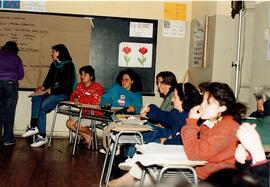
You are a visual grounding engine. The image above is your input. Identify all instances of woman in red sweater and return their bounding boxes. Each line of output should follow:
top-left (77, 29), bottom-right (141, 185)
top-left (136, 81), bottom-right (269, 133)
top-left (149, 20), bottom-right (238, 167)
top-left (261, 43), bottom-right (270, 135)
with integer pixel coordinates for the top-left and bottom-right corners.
top-left (181, 82), bottom-right (246, 180)
top-left (66, 65), bottom-right (103, 145)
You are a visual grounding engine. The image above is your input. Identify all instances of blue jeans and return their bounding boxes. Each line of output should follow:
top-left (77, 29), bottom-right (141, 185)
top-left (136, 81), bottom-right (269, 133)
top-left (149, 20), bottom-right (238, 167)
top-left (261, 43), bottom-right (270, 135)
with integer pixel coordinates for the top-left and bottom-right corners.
top-left (0, 80), bottom-right (18, 143)
top-left (31, 93), bottom-right (68, 134)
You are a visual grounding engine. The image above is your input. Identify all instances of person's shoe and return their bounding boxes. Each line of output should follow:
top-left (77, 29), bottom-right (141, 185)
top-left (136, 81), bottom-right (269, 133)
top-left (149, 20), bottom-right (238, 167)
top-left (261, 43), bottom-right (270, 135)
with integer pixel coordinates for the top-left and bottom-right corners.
top-left (30, 135), bottom-right (48, 148)
top-left (3, 139), bottom-right (16, 146)
top-left (22, 126), bottom-right (39, 138)
top-left (99, 148), bottom-right (106, 154)
top-left (118, 157), bottom-right (135, 171)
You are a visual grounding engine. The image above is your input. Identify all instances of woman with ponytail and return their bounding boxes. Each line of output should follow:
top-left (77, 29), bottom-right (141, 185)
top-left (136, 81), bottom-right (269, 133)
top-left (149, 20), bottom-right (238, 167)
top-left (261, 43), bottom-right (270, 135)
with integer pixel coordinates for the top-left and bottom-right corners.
top-left (22, 44), bottom-right (76, 148)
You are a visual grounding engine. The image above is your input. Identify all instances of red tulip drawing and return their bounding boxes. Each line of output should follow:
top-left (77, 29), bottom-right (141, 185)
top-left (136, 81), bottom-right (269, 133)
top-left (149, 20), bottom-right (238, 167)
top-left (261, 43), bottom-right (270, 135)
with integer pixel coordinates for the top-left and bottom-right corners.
top-left (138, 47), bottom-right (148, 67)
top-left (122, 46), bottom-right (131, 66)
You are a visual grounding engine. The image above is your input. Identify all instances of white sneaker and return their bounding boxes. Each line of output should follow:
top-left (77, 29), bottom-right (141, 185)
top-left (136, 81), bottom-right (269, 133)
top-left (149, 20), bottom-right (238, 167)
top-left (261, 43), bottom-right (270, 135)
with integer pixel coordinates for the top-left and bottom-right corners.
top-left (30, 135), bottom-right (48, 148)
top-left (118, 157), bottom-right (136, 171)
top-left (22, 126), bottom-right (39, 138)
top-left (99, 148), bottom-right (106, 154)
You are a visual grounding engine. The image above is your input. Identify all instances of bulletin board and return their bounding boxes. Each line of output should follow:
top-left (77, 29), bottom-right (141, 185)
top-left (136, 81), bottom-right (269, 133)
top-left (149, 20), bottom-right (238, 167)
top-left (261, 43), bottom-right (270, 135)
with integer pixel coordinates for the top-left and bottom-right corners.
top-left (90, 16), bottom-right (157, 95)
top-left (0, 11), bottom-right (92, 89)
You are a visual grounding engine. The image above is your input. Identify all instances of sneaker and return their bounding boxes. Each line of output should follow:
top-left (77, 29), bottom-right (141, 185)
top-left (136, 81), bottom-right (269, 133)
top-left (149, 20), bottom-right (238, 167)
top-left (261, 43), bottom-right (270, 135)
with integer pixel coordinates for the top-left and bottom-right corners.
top-left (99, 148), bottom-right (106, 154)
top-left (3, 140), bottom-right (16, 146)
top-left (118, 157), bottom-right (136, 171)
top-left (22, 126), bottom-right (39, 138)
top-left (30, 135), bottom-right (48, 148)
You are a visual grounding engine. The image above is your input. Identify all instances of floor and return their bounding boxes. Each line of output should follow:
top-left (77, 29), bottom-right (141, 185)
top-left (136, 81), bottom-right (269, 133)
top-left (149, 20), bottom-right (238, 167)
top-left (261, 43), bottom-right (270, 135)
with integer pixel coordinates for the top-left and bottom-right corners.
top-left (0, 137), bottom-right (106, 187)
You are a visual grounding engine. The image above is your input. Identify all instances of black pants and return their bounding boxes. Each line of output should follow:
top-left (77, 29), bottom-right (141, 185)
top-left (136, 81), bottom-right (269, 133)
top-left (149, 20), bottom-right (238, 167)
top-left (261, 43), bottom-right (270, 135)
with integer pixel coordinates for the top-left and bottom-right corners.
top-left (0, 80), bottom-right (18, 143)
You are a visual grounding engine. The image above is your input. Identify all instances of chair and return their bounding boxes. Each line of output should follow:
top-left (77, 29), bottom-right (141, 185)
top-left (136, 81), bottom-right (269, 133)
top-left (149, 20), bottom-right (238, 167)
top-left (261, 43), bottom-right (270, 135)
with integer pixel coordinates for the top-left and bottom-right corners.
top-left (140, 165), bottom-right (198, 186)
top-left (48, 101), bottom-right (116, 156)
top-left (99, 130), bottom-right (145, 187)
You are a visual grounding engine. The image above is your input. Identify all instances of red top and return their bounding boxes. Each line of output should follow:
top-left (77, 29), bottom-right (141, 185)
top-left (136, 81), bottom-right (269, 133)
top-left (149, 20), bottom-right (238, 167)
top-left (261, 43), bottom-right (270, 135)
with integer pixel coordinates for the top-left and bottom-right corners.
top-left (181, 116), bottom-right (239, 180)
top-left (70, 82), bottom-right (103, 115)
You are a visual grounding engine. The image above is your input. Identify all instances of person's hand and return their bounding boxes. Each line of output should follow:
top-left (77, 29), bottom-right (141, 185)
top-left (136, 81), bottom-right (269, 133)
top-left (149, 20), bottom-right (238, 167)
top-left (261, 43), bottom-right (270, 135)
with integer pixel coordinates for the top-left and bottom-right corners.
top-left (237, 123), bottom-right (266, 163)
top-left (74, 98), bottom-right (80, 105)
top-left (47, 88), bottom-right (51, 95)
top-left (127, 106), bottom-right (136, 113)
top-left (188, 105), bottom-right (202, 119)
top-left (235, 144), bottom-right (249, 164)
top-left (35, 86), bottom-right (44, 93)
top-left (140, 105), bottom-right (150, 118)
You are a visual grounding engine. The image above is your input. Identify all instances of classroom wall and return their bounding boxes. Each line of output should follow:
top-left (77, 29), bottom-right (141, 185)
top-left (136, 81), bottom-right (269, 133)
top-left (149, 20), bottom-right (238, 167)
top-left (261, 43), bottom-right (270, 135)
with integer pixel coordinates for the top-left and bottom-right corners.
top-left (14, 1), bottom-right (193, 136)
top-left (248, 1), bottom-right (270, 114)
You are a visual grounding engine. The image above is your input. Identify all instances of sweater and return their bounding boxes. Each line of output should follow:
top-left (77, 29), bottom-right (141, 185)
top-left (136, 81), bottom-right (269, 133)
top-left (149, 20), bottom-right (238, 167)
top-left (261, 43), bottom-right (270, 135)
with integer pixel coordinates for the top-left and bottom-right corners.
top-left (0, 49), bottom-right (24, 82)
top-left (160, 91), bottom-right (174, 112)
top-left (100, 83), bottom-right (142, 114)
top-left (43, 61), bottom-right (75, 96)
top-left (147, 104), bottom-right (188, 137)
top-left (181, 116), bottom-right (239, 180)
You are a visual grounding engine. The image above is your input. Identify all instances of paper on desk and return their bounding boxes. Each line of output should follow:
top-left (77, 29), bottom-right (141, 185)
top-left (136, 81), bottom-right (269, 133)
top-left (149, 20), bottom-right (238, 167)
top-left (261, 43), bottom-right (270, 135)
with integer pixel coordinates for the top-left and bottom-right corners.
top-left (113, 124), bottom-right (152, 132)
top-left (135, 143), bottom-right (207, 167)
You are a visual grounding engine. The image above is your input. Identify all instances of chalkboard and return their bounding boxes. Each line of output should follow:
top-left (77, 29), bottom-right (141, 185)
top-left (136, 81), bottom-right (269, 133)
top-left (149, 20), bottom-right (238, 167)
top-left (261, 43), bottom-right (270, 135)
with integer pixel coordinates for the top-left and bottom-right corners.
top-left (90, 16), bottom-right (157, 95)
top-left (0, 11), bottom-right (91, 89)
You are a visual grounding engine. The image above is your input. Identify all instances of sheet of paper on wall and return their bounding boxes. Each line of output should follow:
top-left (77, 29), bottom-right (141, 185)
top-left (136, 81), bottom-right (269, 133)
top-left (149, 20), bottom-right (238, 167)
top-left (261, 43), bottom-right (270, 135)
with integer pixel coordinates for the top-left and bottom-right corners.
top-left (23, 0), bottom-right (46, 12)
top-left (162, 20), bottom-right (185, 38)
top-left (192, 16), bottom-right (206, 68)
top-left (129, 22), bottom-right (153, 38)
top-left (267, 39), bottom-right (270, 61)
top-left (118, 42), bottom-right (153, 68)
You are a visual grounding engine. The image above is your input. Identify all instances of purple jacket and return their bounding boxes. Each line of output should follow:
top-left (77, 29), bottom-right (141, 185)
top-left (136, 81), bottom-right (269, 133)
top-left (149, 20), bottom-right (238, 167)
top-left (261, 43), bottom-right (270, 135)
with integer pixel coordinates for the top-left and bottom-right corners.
top-left (0, 49), bottom-right (24, 82)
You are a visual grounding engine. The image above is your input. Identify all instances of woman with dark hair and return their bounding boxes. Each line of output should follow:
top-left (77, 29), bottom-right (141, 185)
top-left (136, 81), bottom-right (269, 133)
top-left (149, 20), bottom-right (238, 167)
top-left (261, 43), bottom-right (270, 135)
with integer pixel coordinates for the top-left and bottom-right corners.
top-left (100, 69), bottom-right (143, 114)
top-left (66, 65), bottom-right (103, 146)
top-left (109, 83), bottom-right (203, 186)
top-left (181, 82), bottom-right (247, 180)
top-left (0, 41), bottom-right (24, 146)
top-left (140, 82), bottom-right (202, 145)
top-left (156, 71), bottom-right (177, 111)
top-left (22, 44), bottom-right (76, 148)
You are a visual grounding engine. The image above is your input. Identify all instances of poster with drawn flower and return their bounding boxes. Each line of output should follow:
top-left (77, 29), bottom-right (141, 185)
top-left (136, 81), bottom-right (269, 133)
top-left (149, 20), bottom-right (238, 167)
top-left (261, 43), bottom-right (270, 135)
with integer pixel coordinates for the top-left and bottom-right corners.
top-left (118, 42), bottom-right (152, 68)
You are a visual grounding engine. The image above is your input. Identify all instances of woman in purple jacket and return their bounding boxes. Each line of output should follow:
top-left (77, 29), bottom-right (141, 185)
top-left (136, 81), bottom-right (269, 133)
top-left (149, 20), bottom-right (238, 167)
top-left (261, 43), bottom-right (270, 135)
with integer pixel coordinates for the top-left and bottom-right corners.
top-left (0, 41), bottom-right (24, 146)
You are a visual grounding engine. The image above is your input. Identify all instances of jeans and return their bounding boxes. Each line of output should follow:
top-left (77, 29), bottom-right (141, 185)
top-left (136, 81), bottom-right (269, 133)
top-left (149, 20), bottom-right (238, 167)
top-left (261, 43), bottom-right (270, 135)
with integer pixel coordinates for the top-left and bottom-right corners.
top-left (0, 80), bottom-right (18, 143)
top-left (31, 93), bottom-right (68, 134)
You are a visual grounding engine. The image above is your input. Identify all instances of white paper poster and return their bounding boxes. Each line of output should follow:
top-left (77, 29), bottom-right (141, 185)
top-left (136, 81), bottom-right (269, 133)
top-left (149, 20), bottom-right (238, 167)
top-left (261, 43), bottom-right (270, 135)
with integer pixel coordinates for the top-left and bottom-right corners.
top-left (192, 16), bottom-right (206, 68)
top-left (163, 20), bottom-right (185, 38)
top-left (129, 22), bottom-right (153, 38)
top-left (23, 0), bottom-right (46, 12)
top-left (118, 42), bottom-right (152, 68)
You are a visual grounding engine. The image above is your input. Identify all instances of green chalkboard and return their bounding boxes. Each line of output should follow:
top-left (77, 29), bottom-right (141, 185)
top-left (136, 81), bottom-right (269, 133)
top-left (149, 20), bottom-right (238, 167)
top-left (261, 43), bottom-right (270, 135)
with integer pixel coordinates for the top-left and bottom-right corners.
top-left (90, 16), bottom-right (157, 95)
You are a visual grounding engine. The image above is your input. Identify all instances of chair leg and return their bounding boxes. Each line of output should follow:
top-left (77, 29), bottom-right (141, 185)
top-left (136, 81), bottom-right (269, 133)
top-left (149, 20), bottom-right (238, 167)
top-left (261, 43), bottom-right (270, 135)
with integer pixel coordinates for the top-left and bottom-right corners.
top-left (48, 105), bottom-right (59, 147)
top-left (72, 110), bottom-right (83, 156)
top-left (99, 148), bottom-right (110, 187)
top-left (105, 140), bottom-right (118, 187)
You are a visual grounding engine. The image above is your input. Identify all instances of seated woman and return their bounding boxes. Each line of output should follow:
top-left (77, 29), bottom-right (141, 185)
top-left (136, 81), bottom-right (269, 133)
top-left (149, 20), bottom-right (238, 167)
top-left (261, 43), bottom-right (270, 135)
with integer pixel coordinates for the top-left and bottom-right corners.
top-left (22, 44), bottom-right (76, 148)
top-left (243, 85), bottom-right (270, 145)
top-left (155, 71), bottom-right (177, 112)
top-left (201, 123), bottom-right (269, 187)
top-left (66, 65), bottom-right (103, 146)
top-left (140, 82), bottom-right (202, 145)
top-left (100, 69), bottom-right (143, 114)
top-left (181, 82), bottom-right (246, 180)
